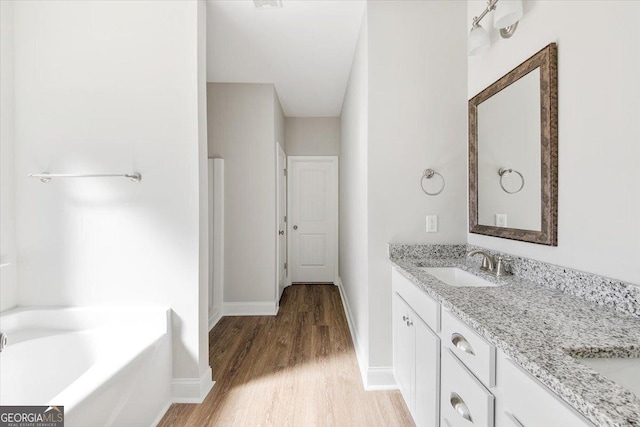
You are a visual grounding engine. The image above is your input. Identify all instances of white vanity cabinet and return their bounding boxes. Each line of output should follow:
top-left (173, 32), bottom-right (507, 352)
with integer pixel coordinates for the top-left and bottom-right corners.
top-left (391, 267), bottom-right (595, 427)
top-left (393, 269), bottom-right (440, 427)
top-left (493, 351), bottom-right (595, 427)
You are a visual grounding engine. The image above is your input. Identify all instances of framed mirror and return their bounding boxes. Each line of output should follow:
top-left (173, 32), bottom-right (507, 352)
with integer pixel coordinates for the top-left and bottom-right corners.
top-left (469, 43), bottom-right (558, 246)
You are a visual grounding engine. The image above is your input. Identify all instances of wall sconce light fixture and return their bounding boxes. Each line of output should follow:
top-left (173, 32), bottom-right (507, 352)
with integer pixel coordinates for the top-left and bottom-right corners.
top-left (468, 0), bottom-right (523, 56)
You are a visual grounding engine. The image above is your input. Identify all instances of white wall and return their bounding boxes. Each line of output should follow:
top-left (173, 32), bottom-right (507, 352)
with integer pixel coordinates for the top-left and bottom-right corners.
top-left (367, 0), bottom-right (467, 370)
top-left (285, 117), bottom-right (340, 156)
top-left (339, 9), bottom-right (370, 373)
top-left (0, 0), bottom-right (18, 312)
top-left (208, 83), bottom-right (278, 308)
top-left (196, 0), bottom-right (210, 384)
top-left (467, 0), bottom-right (640, 285)
top-left (340, 1), bottom-right (467, 386)
top-left (12, 0), bottom-right (210, 395)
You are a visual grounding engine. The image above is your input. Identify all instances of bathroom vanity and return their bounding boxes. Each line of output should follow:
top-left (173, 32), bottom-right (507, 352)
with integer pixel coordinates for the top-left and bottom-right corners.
top-left (389, 244), bottom-right (640, 427)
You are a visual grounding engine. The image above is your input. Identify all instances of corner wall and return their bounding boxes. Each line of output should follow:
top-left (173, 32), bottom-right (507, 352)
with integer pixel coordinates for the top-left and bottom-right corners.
top-left (196, 0), bottom-right (211, 385)
top-left (339, 9), bottom-right (370, 377)
top-left (467, 0), bottom-right (640, 285)
top-left (367, 0), bottom-right (467, 374)
top-left (339, 1), bottom-right (467, 388)
top-left (207, 83), bottom-right (279, 311)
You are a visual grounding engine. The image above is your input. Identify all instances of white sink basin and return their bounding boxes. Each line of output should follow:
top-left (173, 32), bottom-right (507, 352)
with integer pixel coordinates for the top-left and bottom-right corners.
top-left (418, 267), bottom-right (500, 288)
top-left (575, 357), bottom-right (640, 398)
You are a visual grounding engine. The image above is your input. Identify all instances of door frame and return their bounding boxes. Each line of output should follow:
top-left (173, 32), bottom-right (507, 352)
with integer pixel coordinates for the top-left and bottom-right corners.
top-left (286, 156), bottom-right (339, 285)
top-left (275, 142), bottom-right (287, 308)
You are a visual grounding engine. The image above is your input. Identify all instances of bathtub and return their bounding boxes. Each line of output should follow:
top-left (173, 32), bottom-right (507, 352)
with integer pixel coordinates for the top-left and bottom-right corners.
top-left (0, 307), bottom-right (172, 427)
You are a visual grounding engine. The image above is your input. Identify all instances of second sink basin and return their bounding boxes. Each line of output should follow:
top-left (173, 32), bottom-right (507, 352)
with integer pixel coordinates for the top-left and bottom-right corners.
top-left (574, 356), bottom-right (640, 398)
top-left (419, 267), bottom-right (500, 288)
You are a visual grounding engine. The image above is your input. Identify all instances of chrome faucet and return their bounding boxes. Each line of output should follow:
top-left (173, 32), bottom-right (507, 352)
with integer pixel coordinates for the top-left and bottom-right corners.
top-left (467, 250), bottom-right (512, 277)
top-left (0, 332), bottom-right (6, 352)
top-left (467, 249), bottom-right (494, 271)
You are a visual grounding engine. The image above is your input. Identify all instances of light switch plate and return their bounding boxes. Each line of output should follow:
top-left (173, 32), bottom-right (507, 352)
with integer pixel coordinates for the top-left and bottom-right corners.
top-left (426, 215), bottom-right (438, 233)
top-left (496, 214), bottom-right (508, 227)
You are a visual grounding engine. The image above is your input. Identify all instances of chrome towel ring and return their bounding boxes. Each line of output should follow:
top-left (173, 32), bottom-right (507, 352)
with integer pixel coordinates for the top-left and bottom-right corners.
top-left (498, 168), bottom-right (524, 194)
top-left (421, 169), bottom-right (445, 196)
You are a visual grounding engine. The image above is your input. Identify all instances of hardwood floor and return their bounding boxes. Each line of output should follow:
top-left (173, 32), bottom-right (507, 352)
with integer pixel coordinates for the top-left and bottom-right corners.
top-left (158, 285), bottom-right (414, 427)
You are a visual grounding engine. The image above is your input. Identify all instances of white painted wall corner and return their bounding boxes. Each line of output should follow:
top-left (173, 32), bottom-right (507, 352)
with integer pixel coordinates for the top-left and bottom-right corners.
top-left (171, 367), bottom-right (215, 404)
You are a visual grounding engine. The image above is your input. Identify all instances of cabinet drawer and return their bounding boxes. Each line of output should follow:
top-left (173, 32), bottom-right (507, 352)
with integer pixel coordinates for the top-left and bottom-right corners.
top-left (392, 267), bottom-right (440, 332)
top-left (495, 351), bottom-right (595, 427)
top-left (441, 349), bottom-right (494, 427)
top-left (441, 308), bottom-right (495, 388)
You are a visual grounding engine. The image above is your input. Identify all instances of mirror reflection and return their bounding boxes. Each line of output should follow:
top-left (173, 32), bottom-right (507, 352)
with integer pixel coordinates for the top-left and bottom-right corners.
top-left (477, 68), bottom-right (541, 231)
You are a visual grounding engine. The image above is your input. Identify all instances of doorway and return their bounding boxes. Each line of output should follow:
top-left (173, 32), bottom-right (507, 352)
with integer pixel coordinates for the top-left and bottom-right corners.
top-left (287, 156), bottom-right (338, 284)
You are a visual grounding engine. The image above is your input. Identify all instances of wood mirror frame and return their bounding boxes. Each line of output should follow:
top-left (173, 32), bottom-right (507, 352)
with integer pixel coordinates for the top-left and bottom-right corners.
top-left (469, 43), bottom-right (558, 246)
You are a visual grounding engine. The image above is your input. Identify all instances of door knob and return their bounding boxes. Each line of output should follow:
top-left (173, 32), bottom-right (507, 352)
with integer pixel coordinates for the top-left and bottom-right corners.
top-left (279, 230), bottom-right (284, 235)
top-left (293, 225), bottom-right (298, 230)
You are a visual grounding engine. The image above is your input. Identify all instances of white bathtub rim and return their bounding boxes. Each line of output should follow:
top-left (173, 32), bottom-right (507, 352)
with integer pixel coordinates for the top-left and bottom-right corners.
top-left (52, 328), bottom-right (167, 415)
top-left (0, 305), bottom-right (171, 336)
top-left (0, 306), bottom-right (216, 416)
top-left (0, 306), bottom-right (171, 413)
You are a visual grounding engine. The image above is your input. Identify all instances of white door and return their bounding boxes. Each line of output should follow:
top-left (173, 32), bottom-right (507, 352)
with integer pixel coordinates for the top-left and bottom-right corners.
top-left (276, 143), bottom-right (287, 299)
top-left (288, 156), bottom-right (338, 283)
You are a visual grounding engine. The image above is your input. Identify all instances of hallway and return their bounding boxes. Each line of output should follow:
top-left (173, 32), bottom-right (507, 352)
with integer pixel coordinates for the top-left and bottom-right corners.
top-left (159, 285), bottom-right (413, 426)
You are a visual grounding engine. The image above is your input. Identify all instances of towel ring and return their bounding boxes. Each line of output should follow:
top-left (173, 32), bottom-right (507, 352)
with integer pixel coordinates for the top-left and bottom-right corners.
top-left (498, 168), bottom-right (525, 194)
top-left (421, 169), bottom-right (445, 196)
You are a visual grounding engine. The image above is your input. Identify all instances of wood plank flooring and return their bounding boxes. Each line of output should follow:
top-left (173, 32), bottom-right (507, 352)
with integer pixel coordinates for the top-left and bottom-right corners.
top-left (158, 285), bottom-right (413, 427)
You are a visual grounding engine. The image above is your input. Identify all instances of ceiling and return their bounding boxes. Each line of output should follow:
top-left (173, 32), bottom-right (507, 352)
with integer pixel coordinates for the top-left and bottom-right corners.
top-left (207, 0), bottom-right (366, 117)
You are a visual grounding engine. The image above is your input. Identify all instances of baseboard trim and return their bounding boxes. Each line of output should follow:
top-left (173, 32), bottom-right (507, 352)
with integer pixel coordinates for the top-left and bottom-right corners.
top-left (171, 367), bottom-right (215, 404)
top-left (222, 301), bottom-right (278, 316)
top-left (209, 308), bottom-right (222, 331)
top-left (365, 367), bottom-right (397, 390)
top-left (336, 276), bottom-right (368, 387)
top-left (336, 276), bottom-right (397, 391)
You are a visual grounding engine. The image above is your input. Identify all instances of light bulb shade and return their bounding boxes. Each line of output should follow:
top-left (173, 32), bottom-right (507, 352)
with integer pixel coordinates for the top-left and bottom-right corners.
top-left (468, 24), bottom-right (490, 56)
top-left (493, 0), bottom-right (523, 29)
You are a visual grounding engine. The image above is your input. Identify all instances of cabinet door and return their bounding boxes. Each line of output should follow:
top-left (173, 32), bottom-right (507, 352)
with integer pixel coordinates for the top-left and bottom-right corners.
top-left (394, 293), bottom-right (415, 410)
top-left (494, 351), bottom-right (594, 427)
top-left (414, 316), bottom-right (440, 427)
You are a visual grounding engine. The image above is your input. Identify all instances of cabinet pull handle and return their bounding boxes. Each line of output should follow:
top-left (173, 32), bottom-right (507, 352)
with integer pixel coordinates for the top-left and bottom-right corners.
top-left (451, 333), bottom-right (475, 356)
top-left (402, 315), bottom-right (409, 321)
top-left (406, 320), bottom-right (413, 327)
top-left (450, 392), bottom-right (473, 423)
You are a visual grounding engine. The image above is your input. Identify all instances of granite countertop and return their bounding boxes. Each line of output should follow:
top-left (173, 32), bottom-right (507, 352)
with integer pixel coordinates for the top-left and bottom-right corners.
top-left (389, 248), bottom-right (640, 427)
